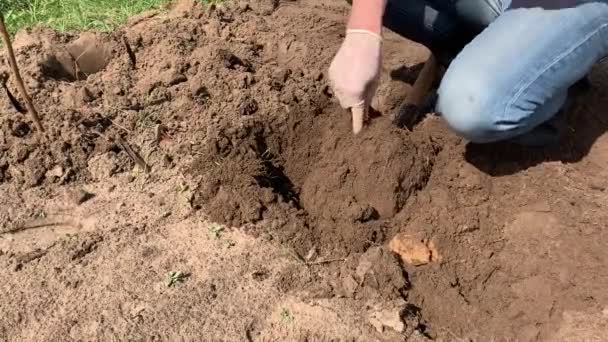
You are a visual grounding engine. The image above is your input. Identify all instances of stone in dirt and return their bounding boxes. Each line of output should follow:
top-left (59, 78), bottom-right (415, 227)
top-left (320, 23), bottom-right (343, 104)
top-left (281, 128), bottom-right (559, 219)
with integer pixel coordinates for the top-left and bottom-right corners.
top-left (368, 307), bottom-right (405, 333)
top-left (87, 153), bottom-right (120, 181)
top-left (72, 189), bottom-right (95, 205)
top-left (388, 233), bottom-right (440, 266)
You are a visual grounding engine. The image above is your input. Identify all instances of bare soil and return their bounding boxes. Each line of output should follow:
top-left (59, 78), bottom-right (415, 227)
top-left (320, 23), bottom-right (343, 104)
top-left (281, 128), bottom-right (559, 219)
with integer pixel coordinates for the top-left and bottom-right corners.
top-left (1, 0), bottom-right (608, 341)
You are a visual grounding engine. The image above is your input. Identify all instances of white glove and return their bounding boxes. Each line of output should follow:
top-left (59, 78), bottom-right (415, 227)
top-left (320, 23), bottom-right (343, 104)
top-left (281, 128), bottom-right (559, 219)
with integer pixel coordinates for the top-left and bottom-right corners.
top-left (328, 29), bottom-right (382, 134)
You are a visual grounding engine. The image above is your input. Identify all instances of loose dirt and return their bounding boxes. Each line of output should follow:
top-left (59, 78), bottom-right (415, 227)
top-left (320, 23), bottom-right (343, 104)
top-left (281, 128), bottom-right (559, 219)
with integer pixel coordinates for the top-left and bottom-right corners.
top-left (1, 0), bottom-right (608, 340)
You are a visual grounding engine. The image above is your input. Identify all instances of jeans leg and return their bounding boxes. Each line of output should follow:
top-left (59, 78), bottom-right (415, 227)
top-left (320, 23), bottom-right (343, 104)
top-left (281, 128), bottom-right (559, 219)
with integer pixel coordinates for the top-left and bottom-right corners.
top-left (383, 0), bottom-right (509, 65)
top-left (437, 3), bottom-right (608, 145)
top-left (448, 0), bottom-right (511, 28)
top-left (383, 0), bottom-right (468, 65)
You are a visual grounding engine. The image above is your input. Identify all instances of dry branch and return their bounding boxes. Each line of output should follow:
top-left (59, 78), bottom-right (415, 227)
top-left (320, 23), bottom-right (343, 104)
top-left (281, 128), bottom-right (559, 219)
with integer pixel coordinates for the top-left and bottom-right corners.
top-left (0, 13), bottom-right (44, 133)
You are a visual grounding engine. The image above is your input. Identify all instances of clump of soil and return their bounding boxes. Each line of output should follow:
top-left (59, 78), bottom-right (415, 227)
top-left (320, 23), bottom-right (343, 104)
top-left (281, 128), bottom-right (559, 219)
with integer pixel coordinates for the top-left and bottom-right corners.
top-left (2, 0), bottom-right (608, 340)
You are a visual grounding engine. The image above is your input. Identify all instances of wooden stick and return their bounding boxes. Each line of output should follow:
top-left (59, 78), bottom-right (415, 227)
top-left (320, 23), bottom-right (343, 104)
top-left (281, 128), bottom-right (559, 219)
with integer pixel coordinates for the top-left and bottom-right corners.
top-left (116, 136), bottom-right (150, 173)
top-left (405, 53), bottom-right (438, 107)
top-left (307, 257), bottom-right (346, 265)
top-left (0, 13), bottom-right (44, 133)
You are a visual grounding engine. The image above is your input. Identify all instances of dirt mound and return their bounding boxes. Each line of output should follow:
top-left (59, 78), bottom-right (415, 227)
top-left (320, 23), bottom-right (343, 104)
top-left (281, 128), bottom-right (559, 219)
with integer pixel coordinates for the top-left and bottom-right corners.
top-left (2, 0), bottom-right (608, 340)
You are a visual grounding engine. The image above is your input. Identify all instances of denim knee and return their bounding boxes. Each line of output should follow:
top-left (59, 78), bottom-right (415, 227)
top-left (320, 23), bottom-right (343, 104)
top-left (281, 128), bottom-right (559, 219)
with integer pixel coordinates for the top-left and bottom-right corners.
top-left (436, 69), bottom-right (500, 143)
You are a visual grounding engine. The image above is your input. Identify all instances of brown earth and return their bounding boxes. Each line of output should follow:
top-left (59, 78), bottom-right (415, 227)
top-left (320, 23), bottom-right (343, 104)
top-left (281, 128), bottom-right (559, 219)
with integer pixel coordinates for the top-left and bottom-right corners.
top-left (1, 0), bottom-right (608, 341)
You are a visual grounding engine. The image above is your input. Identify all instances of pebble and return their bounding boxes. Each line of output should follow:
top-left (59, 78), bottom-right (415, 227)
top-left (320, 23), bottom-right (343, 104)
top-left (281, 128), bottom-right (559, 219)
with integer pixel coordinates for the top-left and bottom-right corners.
top-left (368, 308), bottom-right (405, 333)
top-left (72, 189), bottom-right (95, 205)
top-left (388, 233), bottom-right (440, 266)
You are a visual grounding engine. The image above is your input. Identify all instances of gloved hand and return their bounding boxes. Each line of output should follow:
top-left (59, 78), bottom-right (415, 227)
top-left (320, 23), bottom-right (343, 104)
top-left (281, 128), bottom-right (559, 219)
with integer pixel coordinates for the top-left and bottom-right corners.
top-left (328, 29), bottom-right (382, 134)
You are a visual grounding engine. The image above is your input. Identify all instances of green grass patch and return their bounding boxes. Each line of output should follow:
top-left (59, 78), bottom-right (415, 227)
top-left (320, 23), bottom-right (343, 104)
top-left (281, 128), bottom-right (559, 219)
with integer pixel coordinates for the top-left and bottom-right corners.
top-left (1, 0), bottom-right (217, 36)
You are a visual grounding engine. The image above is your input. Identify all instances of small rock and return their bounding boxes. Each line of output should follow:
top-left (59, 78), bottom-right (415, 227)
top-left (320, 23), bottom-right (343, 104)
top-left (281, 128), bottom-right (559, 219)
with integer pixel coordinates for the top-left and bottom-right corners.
top-left (81, 86), bottom-right (95, 103)
top-left (45, 165), bottom-right (64, 179)
top-left (388, 233), bottom-right (440, 266)
top-left (23, 158), bottom-right (45, 187)
top-left (348, 203), bottom-right (378, 223)
top-left (341, 275), bottom-right (358, 297)
top-left (116, 202), bottom-right (126, 211)
top-left (259, 188), bottom-right (277, 204)
top-left (458, 162), bottom-right (483, 188)
top-left (71, 189), bottom-right (95, 205)
top-left (237, 1), bottom-right (250, 12)
top-left (148, 86), bottom-right (171, 105)
top-left (251, 0), bottom-right (279, 15)
top-left (88, 153), bottom-right (119, 181)
top-left (242, 72), bottom-right (254, 88)
top-left (368, 308), bottom-right (405, 333)
top-left (191, 85), bottom-right (210, 104)
top-left (203, 20), bottom-right (221, 37)
top-left (27, 79), bottom-right (41, 90)
top-left (252, 270), bottom-right (269, 281)
top-left (162, 154), bottom-right (175, 168)
top-left (355, 248), bottom-right (376, 280)
top-left (304, 247), bottom-right (316, 261)
top-left (239, 97), bottom-right (258, 115)
top-left (163, 70), bottom-right (187, 86)
top-left (217, 49), bottom-right (252, 71)
top-left (315, 71), bottom-right (324, 81)
top-left (589, 182), bottom-right (606, 191)
top-left (270, 68), bottom-right (290, 91)
top-left (11, 144), bottom-right (31, 162)
top-left (11, 121), bottom-right (31, 138)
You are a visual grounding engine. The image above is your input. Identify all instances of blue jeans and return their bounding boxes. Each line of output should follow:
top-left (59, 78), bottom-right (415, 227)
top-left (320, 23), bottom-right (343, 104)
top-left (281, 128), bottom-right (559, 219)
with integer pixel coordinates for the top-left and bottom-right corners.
top-left (384, 0), bottom-right (608, 145)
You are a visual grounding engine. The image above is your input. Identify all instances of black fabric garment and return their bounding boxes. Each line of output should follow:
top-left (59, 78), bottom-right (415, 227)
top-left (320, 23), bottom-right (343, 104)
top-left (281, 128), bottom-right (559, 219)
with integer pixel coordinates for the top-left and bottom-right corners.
top-left (510, 0), bottom-right (581, 9)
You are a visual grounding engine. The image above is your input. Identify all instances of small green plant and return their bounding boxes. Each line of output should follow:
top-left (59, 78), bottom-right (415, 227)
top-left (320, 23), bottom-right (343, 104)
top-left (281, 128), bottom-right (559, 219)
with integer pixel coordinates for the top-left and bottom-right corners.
top-left (208, 224), bottom-right (224, 239)
top-left (2, 0), bottom-right (229, 37)
top-left (2, 0), bottom-right (174, 36)
top-left (35, 209), bottom-right (47, 219)
top-left (279, 308), bottom-right (294, 324)
top-left (135, 110), bottom-right (158, 130)
top-left (166, 271), bottom-right (187, 287)
top-left (224, 239), bottom-right (236, 248)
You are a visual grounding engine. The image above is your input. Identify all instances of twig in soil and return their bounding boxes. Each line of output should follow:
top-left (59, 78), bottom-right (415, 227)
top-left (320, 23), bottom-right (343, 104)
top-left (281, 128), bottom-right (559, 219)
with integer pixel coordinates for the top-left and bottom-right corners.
top-left (2, 221), bottom-right (78, 235)
top-left (91, 128), bottom-right (150, 173)
top-left (1, 76), bottom-right (25, 113)
top-left (72, 56), bottom-right (82, 81)
top-left (0, 13), bottom-right (44, 133)
top-left (307, 257), bottom-right (347, 265)
top-left (108, 118), bottom-right (132, 134)
top-left (154, 124), bottom-right (169, 145)
top-left (122, 36), bottom-right (137, 69)
top-left (481, 266), bottom-right (499, 285)
top-left (116, 136), bottom-right (150, 173)
top-left (73, 43), bottom-right (97, 81)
